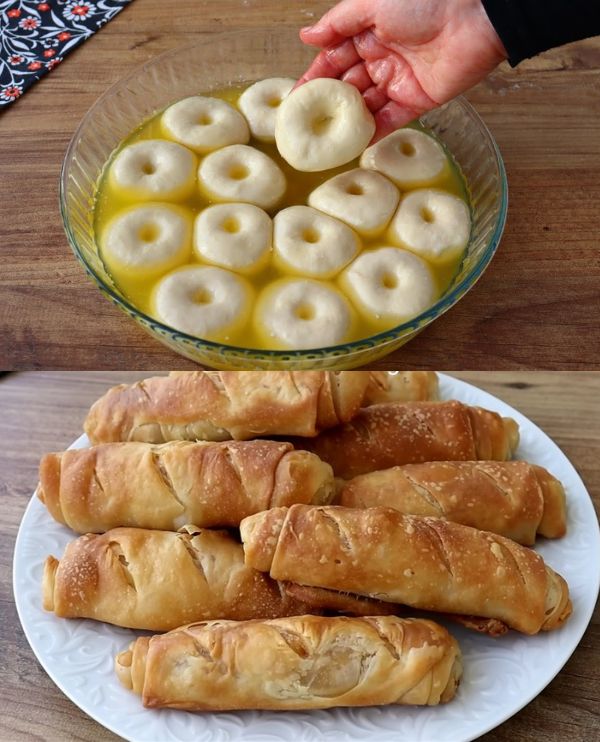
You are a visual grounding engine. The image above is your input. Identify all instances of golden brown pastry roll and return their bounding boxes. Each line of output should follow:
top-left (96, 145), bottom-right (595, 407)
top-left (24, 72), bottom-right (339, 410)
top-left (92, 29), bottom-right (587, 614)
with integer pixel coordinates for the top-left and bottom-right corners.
top-left (291, 401), bottom-right (519, 478)
top-left (42, 525), bottom-right (312, 631)
top-left (37, 440), bottom-right (333, 533)
top-left (84, 371), bottom-right (370, 444)
top-left (338, 461), bottom-right (566, 545)
top-left (240, 505), bottom-right (572, 635)
top-left (115, 615), bottom-right (462, 710)
top-left (365, 372), bottom-right (439, 405)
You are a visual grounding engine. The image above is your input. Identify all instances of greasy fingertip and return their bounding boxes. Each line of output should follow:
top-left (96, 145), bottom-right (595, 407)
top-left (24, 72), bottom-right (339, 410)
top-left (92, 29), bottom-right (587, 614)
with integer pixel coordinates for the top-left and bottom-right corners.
top-left (373, 102), bottom-right (420, 143)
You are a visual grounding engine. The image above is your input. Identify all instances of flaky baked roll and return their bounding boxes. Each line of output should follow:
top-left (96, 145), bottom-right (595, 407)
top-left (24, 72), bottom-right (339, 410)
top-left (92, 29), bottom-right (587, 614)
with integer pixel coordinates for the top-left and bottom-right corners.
top-left (37, 440), bottom-right (333, 533)
top-left (291, 401), bottom-right (519, 478)
top-left (241, 505), bottom-right (572, 635)
top-left (42, 525), bottom-right (312, 631)
top-left (338, 461), bottom-right (566, 545)
top-left (365, 372), bottom-right (439, 405)
top-left (84, 371), bottom-right (370, 444)
top-left (115, 615), bottom-right (462, 710)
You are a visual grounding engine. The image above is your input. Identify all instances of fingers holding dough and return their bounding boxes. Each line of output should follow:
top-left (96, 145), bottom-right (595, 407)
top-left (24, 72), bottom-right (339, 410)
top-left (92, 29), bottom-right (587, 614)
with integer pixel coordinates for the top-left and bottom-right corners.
top-left (152, 265), bottom-right (253, 342)
top-left (308, 168), bottom-right (399, 237)
top-left (194, 203), bottom-right (272, 274)
top-left (254, 278), bottom-right (354, 349)
top-left (108, 139), bottom-right (197, 202)
top-left (275, 78), bottom-right (375, 172)
top-left (389, 189), bottom-right (471, 264)
top-left (198, 144), bottom-right (286, 210)
top-left (161, 96), bottom-right (250, 153)
top-left (340, 246), bottom-right (436, 325)
top-left (237, 78), bottom-right (295, 142)
top-left (273, 205), bottom-right (360, 279)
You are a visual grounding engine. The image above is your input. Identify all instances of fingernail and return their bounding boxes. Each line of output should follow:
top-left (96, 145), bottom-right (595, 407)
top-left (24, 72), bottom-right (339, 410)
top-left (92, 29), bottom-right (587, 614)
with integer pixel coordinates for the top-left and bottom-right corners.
top-left (300, 25), bottom-right (314, 33)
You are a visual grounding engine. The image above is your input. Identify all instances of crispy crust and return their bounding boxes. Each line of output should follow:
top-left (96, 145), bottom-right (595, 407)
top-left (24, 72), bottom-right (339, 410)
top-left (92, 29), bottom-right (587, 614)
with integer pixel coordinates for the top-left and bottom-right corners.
top-left (42, 525), bottom-right (313, 631)
top-left (37, 440), bottom-right (334, 533)
top-left (291, 401), bottom-right (519, 479)
top-left (83, 371), bottom-right (370, 444)
top-left (114, 615), bottom-right (462, 710)
top-left (338, 461), bottom-right (566, 545)
top-left (240, 505), bottom-right (571, 635)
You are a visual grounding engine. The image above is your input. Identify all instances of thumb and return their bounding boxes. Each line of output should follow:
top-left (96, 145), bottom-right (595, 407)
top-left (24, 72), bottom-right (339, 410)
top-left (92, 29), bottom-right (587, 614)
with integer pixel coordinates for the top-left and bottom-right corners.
top-left (300, 0), bottom-right (371, 47)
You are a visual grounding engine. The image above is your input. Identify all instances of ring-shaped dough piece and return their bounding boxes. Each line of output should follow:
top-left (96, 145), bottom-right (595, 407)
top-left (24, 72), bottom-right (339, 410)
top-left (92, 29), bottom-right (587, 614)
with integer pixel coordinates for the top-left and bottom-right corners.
top-left (273, 206), bottom-right (360, 279)
top-left (360, 128), bottom-right (448, 188)
top-left (198, 144), bottom-right (286, 210)
top-left (100, 203), bottom-right (193, 280)
top-left (237, 78), bottom-right (295, 142)
top-left (108, 139), bottom-right (197, 202)
top-left (308, 168), bottom-right (400, 237)
top-left (161, 96), bottom-right (250, 154)
top-left (193, 203), bottom-right (272, 274)
top-left (255, 278), bottom-right (353, 349)
top-left (153, 265), bottom-right (253, 342)
top-left (275, 78), bottom-right (376, 172)
top-left (388, 189), bottom-right (471, 264)
top-left (340, 246), bottom-right (436, 324)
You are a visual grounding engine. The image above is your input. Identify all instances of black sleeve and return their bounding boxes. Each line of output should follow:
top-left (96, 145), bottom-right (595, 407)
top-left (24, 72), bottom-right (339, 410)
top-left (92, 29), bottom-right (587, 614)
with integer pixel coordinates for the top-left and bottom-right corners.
top-left (481, 0), bottom-right (600, 66)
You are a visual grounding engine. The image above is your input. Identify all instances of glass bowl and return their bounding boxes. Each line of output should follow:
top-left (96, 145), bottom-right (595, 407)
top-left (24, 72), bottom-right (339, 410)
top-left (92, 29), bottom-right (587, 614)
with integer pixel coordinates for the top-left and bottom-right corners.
top-left (60, 29), bottom-right (507, 369)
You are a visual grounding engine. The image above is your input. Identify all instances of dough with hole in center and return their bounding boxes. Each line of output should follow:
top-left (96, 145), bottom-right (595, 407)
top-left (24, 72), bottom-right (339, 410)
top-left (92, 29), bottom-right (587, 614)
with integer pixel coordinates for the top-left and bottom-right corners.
top-left (162, 96), bottom-right (250, 153)
top-left (275, 78), bottom-right (375, 172)
top-left (238, 78), bottom-right (295, 142)
top-left (108, 139), bottom-right (197, 202)
top-left (255, 278), bottom-right (353, 349)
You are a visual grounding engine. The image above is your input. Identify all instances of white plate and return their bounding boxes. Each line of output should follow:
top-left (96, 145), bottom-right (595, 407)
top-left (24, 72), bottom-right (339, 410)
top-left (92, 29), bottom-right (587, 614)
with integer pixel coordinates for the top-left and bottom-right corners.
top-left (13, 374), bottom-right (600, 742)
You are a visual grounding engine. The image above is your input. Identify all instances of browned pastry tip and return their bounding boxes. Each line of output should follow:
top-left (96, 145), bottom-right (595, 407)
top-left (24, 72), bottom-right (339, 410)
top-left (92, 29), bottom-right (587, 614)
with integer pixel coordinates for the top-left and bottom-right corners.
top-left (365, 372), bottom-right (439, 405)
top-left (532, 465), bottom-right (568, 538)
top-left (280, 582), bottom-right (404, 617)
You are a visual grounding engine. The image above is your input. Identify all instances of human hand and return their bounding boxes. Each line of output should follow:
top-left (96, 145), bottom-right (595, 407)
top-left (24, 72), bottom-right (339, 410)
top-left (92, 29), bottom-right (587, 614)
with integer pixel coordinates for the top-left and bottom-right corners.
top-left (299, 0), bottom-right (507, 139)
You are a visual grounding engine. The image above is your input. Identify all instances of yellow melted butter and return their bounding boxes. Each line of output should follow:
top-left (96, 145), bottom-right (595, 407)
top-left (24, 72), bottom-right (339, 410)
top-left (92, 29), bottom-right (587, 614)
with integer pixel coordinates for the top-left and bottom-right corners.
top-left (94, 84), bottom-right (470, 349)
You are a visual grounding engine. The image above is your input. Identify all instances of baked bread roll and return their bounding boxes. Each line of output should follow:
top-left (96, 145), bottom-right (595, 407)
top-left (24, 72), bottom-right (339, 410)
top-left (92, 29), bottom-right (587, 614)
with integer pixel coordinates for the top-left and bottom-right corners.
top-left (291, 401), bottom-right (519, 478)
top-left (42, 525), bottom-right (312, 631)
top-left (241, 505), bottom-right (572, 635)
top-left (115, 615), bottom-right (462, 709)
top-left (338, 461), bottom-right (566, 545)
top-left (84, 371), bottom-right (370, 444)
top-left (365, 372), bottom-right (439, 405)
top-left (38, 440), bottom-right (333, 533)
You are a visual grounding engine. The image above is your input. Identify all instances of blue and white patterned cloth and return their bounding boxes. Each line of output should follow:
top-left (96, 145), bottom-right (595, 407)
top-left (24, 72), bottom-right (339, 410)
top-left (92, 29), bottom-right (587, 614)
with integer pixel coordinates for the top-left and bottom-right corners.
top-left (0, 0), bottom-right (133, 107)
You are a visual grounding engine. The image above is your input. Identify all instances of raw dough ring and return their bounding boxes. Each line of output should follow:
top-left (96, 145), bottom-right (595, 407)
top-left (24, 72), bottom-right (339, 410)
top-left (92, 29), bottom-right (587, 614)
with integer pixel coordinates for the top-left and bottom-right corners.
top-left (161, 96), bottom-right (250, 153)
top-left (254, 278), bottom-right (354, 349)
top-left (308, 168), bottom-right (400, 237)
top-left (108, 139), bottom-right (197, 202)
top-left (340, 246), bottom-right (436, 323)
top-left (237, 78), bottom-right (295, 142)
top-left (273, 205), bottom-right (360, 279)
top-left (194, 203), bottom-right (272, 274)
top-left (360, 128), bottom-right (448, 188)
top-left (197, 144), bottom-right (286, 210)
top-left (153, 265), bottom-right (253, 341)
top-left (275, 78), bottom-right (375, 172)
top-left (101, 203), bottom-right (193, 279)
top-left (388, 189), bottom-right (471, 264)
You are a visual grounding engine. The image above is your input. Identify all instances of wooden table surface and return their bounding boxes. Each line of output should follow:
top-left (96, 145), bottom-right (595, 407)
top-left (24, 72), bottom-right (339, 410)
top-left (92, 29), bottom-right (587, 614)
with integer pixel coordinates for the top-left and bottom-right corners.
top-left (1, 0), bottom-right (600, 369)
top-left (1, 370), bottom-right (599, 741)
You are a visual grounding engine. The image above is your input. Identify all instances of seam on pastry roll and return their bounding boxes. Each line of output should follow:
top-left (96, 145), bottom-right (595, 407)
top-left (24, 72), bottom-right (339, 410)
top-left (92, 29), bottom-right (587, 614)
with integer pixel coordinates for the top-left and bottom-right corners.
top-left (83, 371), bottom-right (371, 444)
top-left (365, 372), bottom-right (439, 405)
top-left (240, 505), bottom-right (572, 635)
top-left (114, 615), bottom-right (462, 710)
top-left (337, 461), bottom-right (566, 545)
top-left (42, 526), bottom-right (316, 631)
top-left (289, 401), bottom-right (519, 479)
top-left (37, 440), bottom-right (334, 533)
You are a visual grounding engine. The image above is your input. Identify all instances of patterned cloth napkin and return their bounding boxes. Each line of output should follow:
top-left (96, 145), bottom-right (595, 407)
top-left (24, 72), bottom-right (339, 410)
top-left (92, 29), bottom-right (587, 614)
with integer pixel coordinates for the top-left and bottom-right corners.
top-left (1, 0), bottom-right (133, 108)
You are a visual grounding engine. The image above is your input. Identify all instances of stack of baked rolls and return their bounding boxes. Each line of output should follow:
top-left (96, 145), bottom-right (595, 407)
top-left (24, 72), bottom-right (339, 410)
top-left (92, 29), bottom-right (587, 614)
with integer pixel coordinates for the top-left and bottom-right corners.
top-left (37, 370), bottom-right (571, 713)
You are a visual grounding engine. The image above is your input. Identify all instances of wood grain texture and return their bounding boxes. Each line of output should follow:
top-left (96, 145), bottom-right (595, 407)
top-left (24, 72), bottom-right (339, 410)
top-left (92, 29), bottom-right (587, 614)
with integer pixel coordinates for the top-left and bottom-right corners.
top-left (1, 371), bottom-right (599, 741)
top-left (1, 1), bottom-right (599, 369)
